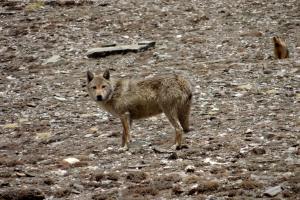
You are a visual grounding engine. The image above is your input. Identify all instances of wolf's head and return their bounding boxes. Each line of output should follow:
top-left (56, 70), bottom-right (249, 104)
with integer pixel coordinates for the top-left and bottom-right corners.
top-left (87, 70), bottom-right (113, 102)
top-left (273, 36), bottom-right (285, 47)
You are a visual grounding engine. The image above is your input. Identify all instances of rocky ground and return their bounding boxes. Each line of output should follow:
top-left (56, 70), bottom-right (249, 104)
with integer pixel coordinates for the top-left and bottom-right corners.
top-left (0, 0), bottom-right (299, 199)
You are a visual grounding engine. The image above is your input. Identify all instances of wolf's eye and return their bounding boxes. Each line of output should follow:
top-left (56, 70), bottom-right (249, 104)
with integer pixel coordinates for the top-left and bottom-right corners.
top-left (92, 86), bottom-right (96, 89)
top-left (102, 85), bottom-right (106, 89)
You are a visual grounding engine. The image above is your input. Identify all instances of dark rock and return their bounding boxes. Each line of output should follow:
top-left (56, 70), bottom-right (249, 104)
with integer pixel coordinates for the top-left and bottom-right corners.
top-left (251, 147), bottom-right (266, 155)
top-left (43, 177), bottom-right (54, 185)
top-left (172, 184), bottom-right (184, 195)
top-left (167, 152), bottom-right (178, 160)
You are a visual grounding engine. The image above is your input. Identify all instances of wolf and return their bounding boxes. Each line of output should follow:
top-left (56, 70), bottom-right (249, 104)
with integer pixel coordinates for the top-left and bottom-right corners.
top-left (86, 70), bottom-right (192, 150)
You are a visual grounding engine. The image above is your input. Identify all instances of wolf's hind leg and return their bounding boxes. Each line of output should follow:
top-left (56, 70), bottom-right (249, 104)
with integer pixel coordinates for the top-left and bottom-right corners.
top-left (178, 99), bottom-right (192, 133)
top-left (163, 109), bottom-right (183, 150)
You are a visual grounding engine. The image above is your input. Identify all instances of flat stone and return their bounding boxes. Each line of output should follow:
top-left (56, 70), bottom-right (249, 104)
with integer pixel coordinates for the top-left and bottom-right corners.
top-left (264, 185), bottom-right (282, 197)
top-left (43, 55), bottom-right (61, 65)
top-left (87, 41), bottom-right (155, 58)
top-left (152, 146), bottom-right (173, 154)
top-left (0, 11), bottom-right (16, 16)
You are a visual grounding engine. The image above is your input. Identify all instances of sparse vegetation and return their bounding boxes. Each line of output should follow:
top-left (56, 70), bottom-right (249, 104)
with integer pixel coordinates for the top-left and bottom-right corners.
top-left (25, 1), bottom-right (44, 12)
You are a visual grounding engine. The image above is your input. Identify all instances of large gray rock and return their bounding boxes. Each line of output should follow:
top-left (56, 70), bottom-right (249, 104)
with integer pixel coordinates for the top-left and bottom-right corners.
top-left (87, 41), bottom-right (155, 58)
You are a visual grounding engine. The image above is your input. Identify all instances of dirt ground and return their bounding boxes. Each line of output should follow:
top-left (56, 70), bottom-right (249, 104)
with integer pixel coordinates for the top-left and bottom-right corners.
top-left (0, 0), bottom-right (299, 199)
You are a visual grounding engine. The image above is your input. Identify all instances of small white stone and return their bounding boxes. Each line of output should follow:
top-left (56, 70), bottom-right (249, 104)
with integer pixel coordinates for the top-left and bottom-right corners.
top-left (6, 76), bottom-right (16, 80)
top-left (287, 147), bottom-right (297, 153)
top-left (52, 169), bottom-right (68, 176)
top-left (63, 157), bottom-right (80, 165)
top-left (102, 180), bottom-right (112, 185)
top-left (86, 166), bottom-right (99, 170)
top-left (54, 96), bottom-right (66, 101)
top-left (245, 128), bottom-right (253, 133)
top-left (233, 92), bottom-right (244, 97)
top-left (88, 154), bottom-right (96, 159)
top-left (84, 134), bottom-right (93, 138)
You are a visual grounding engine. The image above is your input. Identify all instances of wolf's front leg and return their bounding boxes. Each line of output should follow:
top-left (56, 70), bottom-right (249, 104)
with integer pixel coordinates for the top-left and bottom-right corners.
top-left (120, 112), bottom-right (131, 150)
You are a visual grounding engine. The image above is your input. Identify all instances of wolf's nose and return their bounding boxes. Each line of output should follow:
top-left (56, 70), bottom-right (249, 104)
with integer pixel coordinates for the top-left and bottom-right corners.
top-left (96, 95), bottom-right (103, 101)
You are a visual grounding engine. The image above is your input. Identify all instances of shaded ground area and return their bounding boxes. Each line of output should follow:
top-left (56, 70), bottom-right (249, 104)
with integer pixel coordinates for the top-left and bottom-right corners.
top-left (0, 0), bottom-right (299, 199)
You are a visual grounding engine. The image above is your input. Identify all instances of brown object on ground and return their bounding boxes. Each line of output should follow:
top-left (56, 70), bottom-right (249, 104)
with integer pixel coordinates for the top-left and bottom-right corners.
top-left (273, 36), bottom-right (289, 59)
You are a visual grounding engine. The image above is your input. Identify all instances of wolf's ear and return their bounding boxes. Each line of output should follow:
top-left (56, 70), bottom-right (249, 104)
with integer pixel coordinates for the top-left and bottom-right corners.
top-left (87, 71), bottom-right (94, 83)
top-left (103, 69), bottom-right (110, 80)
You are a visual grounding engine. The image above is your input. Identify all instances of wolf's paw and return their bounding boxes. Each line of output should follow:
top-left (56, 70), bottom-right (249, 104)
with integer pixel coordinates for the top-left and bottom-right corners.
top-left (171, 144), bottom-right (181, 151)
top-left (118, 145), bottom-right (129, 152)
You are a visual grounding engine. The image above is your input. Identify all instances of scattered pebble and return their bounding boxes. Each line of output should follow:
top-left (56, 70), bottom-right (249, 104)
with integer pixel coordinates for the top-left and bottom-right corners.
top-left (52, 169), bottom-right (68, 177)
top-left (185, 165), bottom-right (196, 173)
top-left (167, 152), bottom-right (178, 160)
